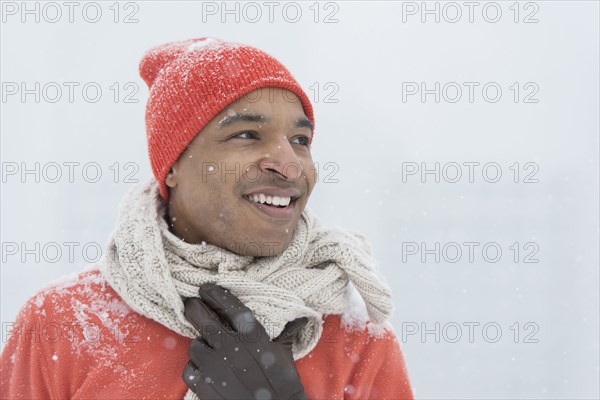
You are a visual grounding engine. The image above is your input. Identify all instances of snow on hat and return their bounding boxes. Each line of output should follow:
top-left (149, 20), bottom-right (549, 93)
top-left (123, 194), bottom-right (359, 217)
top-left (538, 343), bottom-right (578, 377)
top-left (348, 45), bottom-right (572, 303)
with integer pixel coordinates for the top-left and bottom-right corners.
top-left (139, 37), bottom-right (315, 201)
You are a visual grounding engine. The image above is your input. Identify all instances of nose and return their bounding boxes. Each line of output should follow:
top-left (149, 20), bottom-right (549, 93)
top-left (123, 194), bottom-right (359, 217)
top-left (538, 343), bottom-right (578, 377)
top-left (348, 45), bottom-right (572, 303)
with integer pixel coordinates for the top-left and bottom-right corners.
top-left (258, 137), bottom-right (303, 181)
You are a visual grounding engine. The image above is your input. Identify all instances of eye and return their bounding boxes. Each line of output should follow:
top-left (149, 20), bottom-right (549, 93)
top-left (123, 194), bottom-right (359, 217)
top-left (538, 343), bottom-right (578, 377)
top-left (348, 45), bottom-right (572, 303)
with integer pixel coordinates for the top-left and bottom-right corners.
top-left (232, 131), bottom-right (258, 140)
top-left (291, 135), bottom-right (311, 147)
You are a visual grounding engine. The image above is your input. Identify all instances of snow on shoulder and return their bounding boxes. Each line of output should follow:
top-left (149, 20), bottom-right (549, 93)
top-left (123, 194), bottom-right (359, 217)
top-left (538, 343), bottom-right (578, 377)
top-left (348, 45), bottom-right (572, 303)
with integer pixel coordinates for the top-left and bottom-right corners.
top-left (43, 263), bottom-right (102, 291)
top-left (28, 264), bottom-right (136, 364)
top-left (31, 263), bottom-right (103, 311)
top-left (340, 282), bottom-right (390, 338)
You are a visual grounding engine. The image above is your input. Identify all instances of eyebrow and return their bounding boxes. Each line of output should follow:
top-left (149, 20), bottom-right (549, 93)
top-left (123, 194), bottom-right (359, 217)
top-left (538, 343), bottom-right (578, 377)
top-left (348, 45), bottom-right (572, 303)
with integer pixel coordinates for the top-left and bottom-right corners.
top-left (217, 112), bottom-right (313, 131)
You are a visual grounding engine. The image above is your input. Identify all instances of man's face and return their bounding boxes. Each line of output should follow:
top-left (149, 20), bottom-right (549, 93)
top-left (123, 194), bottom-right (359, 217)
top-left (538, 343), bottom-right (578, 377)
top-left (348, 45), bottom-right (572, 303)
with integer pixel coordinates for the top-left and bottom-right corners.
top-left (165, 87), bottom-right (316, 257)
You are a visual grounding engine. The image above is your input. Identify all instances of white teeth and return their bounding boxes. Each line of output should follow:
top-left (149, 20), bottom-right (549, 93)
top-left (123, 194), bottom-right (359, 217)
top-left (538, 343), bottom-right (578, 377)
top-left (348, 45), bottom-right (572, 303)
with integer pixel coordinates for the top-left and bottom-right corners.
top-left (246, 193), bottom-right (292, 207)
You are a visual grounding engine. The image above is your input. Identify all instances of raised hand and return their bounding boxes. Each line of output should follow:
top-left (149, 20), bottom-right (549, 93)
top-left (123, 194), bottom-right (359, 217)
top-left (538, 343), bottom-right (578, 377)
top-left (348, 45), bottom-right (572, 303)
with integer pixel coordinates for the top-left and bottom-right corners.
top-left (182, 283), bottom-right (308, 400)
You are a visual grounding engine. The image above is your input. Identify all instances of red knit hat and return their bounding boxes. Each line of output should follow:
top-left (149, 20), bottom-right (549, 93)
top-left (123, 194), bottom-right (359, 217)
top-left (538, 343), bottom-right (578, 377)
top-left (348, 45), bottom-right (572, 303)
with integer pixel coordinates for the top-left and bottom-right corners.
top-left (139, 37), bottom-right (315, 201)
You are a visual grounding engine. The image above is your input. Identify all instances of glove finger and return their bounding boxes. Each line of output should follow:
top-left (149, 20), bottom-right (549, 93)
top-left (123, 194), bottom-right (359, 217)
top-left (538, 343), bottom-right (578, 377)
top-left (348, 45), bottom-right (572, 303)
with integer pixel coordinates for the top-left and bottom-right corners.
top-left (275, 317), bottom-right (309, 346)
top-left (199, 283), bottom-right (265, 336)
top-left (204, 356), bottom-right (259, 400)
top-left (188, 336), bottom-right (215, 364)
top-left (186, 351), bottom-right (258, 400)
top-left (185, 351), bottom-right (246, 399)
top-left (182, 360), bottom-right (202, 390)
top-left (184, 297), bottom-right (230, 348)
top-left (183, 360), bottom-right (224, 400)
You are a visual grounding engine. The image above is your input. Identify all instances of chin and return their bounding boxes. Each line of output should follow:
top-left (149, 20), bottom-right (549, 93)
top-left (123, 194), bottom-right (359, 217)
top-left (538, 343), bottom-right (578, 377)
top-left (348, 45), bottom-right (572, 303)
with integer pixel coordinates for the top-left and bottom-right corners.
top-left (226, 232), bottom-right (293, 257)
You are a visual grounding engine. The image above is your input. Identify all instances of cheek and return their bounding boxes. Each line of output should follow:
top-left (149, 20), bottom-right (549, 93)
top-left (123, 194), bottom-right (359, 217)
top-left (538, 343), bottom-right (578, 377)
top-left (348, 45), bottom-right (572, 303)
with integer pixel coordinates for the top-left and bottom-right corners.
top-left (174, 168), bottom-right (219, 217)
top-left (187, 161), bottom-right (225, 197)
top-left (181, 184), bottom-right (234, 236)
top-left (201, 175), bottom-right (245, 225)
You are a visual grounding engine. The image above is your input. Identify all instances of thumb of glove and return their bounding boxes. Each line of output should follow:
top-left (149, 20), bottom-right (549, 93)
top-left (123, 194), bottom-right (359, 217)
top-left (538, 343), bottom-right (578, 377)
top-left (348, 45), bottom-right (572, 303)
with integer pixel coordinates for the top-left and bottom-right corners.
top-left (274, 317), bottom-right (309, 348)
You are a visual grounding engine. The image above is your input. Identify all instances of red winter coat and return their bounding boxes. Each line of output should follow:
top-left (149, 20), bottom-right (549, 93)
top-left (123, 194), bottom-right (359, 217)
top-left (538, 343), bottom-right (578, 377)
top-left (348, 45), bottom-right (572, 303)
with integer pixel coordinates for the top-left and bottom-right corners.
top-left (1, 268), bottom-right (413, 399)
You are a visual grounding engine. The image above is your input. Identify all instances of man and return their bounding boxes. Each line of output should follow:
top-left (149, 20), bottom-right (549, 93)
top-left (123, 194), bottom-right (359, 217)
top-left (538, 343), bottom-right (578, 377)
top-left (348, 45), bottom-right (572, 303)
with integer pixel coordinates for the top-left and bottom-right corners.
top-left (1, 37), bottom-right (413, 399)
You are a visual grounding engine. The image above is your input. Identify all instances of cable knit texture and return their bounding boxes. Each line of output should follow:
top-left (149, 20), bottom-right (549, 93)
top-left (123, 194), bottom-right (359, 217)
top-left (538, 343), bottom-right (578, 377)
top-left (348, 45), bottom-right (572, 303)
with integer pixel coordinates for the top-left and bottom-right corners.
top-left (99, 177), bottom-right (394, 400)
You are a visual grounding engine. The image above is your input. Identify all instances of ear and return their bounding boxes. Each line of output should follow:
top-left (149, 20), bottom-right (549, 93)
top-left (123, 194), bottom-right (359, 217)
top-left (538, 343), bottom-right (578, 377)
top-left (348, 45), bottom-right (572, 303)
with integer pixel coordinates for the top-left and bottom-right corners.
top-left (165, 167), bottom-right (177, 188)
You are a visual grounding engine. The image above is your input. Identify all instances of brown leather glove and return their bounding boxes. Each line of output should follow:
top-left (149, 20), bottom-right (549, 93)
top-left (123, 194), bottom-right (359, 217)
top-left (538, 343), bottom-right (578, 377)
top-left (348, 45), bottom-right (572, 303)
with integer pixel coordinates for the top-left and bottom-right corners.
top-left (182, 283), bottom-right (308, 400)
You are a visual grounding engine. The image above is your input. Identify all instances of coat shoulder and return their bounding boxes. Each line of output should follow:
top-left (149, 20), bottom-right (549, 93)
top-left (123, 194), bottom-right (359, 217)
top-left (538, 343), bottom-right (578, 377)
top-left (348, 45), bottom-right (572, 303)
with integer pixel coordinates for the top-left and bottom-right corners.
top-left (27, 266), bottom-right (123, 316)
top-left (18, 266), bottom-right (140, 358)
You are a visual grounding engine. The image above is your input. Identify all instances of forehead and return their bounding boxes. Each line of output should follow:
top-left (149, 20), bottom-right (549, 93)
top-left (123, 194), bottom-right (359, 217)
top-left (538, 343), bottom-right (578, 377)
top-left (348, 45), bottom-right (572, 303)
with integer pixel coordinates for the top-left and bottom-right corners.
top-left (187, 87), bottom-right (313, 147)
top-left (207, 87), bottom-right (313, 132)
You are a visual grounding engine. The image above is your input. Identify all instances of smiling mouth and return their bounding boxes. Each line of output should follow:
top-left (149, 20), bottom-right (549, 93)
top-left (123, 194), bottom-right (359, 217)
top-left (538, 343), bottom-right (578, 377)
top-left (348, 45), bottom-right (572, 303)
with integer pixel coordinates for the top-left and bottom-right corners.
top-left (244, 193), bottom-right (292, 207)
top-left (243, 192), bottom-right (299, 220)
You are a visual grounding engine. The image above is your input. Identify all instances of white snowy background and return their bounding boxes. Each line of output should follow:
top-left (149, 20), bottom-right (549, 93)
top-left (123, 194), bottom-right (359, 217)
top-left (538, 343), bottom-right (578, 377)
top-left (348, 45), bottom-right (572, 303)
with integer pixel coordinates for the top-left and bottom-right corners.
top-left (1, 1), bottom-right (599, 398)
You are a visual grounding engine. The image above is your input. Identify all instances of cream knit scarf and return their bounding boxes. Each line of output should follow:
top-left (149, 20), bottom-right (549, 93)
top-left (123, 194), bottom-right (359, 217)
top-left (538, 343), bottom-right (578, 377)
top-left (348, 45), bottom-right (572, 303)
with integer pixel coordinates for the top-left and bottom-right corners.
top-left (99, 178), bottom-right (393, 399)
